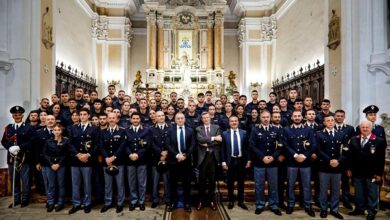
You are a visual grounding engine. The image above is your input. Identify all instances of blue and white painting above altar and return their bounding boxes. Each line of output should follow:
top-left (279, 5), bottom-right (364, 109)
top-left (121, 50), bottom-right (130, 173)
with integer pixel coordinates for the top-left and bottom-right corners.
top-left (178, 30), bottom-right (193, 67)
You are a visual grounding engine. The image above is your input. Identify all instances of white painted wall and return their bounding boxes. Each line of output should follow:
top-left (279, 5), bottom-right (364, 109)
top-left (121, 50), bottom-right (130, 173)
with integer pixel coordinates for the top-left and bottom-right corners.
top-left (129, 32), bottom-right (147, 91)
top-left (224, 34), bottom-right (240, 84)
top-left (275, 0), bottom-right (325, 78)
top-left (55, 0), bottom-right (92, 75)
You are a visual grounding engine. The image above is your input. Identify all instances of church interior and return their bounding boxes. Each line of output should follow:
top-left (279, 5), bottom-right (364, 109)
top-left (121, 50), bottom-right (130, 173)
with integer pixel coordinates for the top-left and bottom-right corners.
top-left (0, 0), bottom-right (390, 219)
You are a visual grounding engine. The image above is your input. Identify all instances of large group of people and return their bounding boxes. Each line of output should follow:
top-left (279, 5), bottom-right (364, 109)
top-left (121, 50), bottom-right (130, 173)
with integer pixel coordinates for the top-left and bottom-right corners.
top-left (1, 85), bottom-right (387, 220)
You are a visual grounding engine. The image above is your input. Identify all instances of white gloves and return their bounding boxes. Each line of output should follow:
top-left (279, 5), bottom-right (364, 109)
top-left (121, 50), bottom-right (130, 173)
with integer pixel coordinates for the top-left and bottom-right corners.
top-left (9, 146), bottom-right (20, 156)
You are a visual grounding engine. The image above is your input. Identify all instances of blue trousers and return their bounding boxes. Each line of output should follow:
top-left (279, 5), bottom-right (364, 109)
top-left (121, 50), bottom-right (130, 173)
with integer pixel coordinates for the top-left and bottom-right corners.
top-left (151, 166), bottom-right (170, 204)
top-left (127, 165), bottom-right (147, 205)
top-left (319, 172), bottom-right (341, 212)
top-left (287, 167), bottom-right (312, 208)
top-left (8, 163), bottom-right (30, 203)
top-left (71, 166), bottom-right (92, 207)
top-left (103, 165), bottom-right (125, 206)
top-left (43, 166), bottom-right (66, 206)
top-left (353, 177), bottom-right (379, 215)
top-left (254, 166), bottom-right (279, 209)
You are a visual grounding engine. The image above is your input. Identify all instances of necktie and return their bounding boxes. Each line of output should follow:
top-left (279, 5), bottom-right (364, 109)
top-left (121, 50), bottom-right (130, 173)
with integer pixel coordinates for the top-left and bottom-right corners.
top-left (206, 126), bottom-right (210, 137)
top-left (134, 127), bottom-right (137, 133)
top-left (82, 125), bottom-right (85, 132)
top-left (179, 127), bottom-right (185, 152)
top-left (265, 126), bottom-right (268, 132)
top-left (49, 129), bottom-right (52, 135)
top-left (361, 137), bottom-right (368, 148)
top-left (233, 130), bottom-right (239, 156)
top-left (329, 131), bottom-right (333, 137)
top-left (110, 128), bottom-right (113, 135)
top-left (15, 124), bottom-right (19, 130)
top-left (336, 126), bottom-right (340, 131)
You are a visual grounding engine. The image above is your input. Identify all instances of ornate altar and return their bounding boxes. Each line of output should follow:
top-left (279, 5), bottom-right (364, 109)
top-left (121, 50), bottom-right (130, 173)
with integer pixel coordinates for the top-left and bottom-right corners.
top-left (140, 0), bottom-right (227, 100)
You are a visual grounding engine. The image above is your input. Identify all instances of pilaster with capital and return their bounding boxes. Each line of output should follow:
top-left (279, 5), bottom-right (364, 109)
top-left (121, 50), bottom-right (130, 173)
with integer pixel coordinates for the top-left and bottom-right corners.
top-left (147, 11), bottom-right (157, 69)
top-left (207, 16), bottom-right (214, 70)
top-left (157, 15), bottom-right (164, 70)
top-left (214, 12), bottom-right (223, 69)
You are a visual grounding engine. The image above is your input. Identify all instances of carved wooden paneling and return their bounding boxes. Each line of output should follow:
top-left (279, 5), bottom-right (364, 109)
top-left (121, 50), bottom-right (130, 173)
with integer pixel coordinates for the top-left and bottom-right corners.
top-left (272, 64), bottom-right (324, 105)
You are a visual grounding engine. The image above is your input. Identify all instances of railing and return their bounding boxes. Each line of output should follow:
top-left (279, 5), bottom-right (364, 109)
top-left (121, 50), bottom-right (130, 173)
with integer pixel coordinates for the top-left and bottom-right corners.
top-left (272, 60), bottom-right (324, 105)
top-left (55, 61), bottom-right (97, 97)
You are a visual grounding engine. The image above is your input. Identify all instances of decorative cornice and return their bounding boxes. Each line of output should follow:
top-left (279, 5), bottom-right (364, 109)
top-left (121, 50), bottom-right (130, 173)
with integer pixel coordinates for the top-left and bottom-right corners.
top-left (275, 0), bottom-right (296, 19)
top-left (77, 0), bottom-right (96, 18)
top-left (368, 62), bottom-right (390, 84)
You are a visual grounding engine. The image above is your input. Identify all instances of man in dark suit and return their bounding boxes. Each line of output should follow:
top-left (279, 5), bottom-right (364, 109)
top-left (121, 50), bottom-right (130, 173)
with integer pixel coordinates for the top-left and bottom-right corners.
top-left (67, 108), bottom-right (100, 214)
top-left (166, 112), bottom-right (196, 212)
top-left (334, 109), bottom-right (355, 209)
top-left (196, 112), bottom-right (222, 211)
top-left (1, 106), bottom-right (35, 208)
top-left (221, 115), bottom-right (251, 210)
top-left (347, 120), bottom-right (387, 220)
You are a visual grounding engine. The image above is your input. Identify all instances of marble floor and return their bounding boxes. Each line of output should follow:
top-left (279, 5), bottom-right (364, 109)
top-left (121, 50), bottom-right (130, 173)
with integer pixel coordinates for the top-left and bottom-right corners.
top-left (0, 197), bottom-right (389, 220)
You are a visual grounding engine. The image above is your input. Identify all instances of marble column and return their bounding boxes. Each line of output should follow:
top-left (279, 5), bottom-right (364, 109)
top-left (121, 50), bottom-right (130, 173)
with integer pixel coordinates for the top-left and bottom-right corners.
top-left (147, 11), bottom-right (157, 69)
top-left (157, 15), bottom-right (164, 70)
top-left (214, 12), bottom-right (223, 69)
top-left (207, 16), bottom-right (214, 70)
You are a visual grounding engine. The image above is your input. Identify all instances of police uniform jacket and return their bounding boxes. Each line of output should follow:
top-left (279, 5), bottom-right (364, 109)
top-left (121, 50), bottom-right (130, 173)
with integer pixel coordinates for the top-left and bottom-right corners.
top-left (316, 129), bottom-right (348, 173)
top-left (150, 123), bottom-right (170, 165)
top-left (68, 123), bottom-right (101, 167)
top-left (249, 125), bottom-right (283, 167)
top-left (282, 124), bottom-right (317, 167)
top-left (1, 122), bottom-right (35, 165)
top-left (100, 126), bottom-right (126, 166)
top-left (42, 137), bottom-right (70, 167)
top-left (122, 125), bottom-right (150, 166)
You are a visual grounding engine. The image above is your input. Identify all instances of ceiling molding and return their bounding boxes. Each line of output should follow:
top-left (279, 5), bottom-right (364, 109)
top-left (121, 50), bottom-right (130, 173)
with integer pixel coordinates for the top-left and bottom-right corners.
top-left (77, 0), bottom-right (97, 18)
top-left (93, 0), bottom-right (132, 8)
top-left (132, 28), bottom-right (147, 36)
top-left (275, 0), bottom-right (296, 19)
top-left (224, 28), bottom-right (238, 36)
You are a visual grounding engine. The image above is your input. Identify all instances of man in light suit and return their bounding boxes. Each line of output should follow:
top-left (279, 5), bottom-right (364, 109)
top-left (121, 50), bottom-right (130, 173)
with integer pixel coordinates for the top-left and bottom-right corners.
top-left (221, 115), bottom-right (251, 210)
top-left (166, 112), bottom-right (196, 212)
top-left (196, 112), bottom-right (222, 211)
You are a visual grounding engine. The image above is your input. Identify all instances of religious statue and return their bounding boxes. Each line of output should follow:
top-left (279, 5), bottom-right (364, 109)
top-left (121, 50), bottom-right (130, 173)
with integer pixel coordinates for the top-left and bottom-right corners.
top-left (228, 70), bottom-right (237, 88)
top-left (327, 10), bottom-right (341, 50)
top-left (133, 70), bottom-right (143, 88)
top-left (180, 51), bottom-right (190, 67)
top-left (41, 7), bottom-right (54, 49)
top-left (380, 113), bottom-right (390, 199)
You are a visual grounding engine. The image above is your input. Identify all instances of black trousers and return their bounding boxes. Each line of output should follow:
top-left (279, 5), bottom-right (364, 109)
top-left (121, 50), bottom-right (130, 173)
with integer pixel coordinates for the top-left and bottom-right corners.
top-left (277, 161), bottom-right (287, 206)
top-left (198, 152), bottom-right (217, 203)
top-left (170, 160), bottom-right (192, 205)
top-left (227, 157), bottom-right (246, 203)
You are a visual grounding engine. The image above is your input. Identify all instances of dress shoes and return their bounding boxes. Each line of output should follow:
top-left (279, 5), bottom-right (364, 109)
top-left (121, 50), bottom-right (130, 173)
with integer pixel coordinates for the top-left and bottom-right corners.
top-left (320, 210), bottom-right (327, 218)
top-left (68, 206), bottom-right (82, 214)
top-left (21, 201), bottom-right (29, 208)
top-left (100, 205), bottom-right (112, 213)
top-left (84, 205), bottom-right (91, 213)
top-left (255, 208), bottom-right (264, 215)
top-left (8, 202), bottom-right (20, 208)
top-left (286, 207), bottom-right (294, 214)
top-left (151, 202), bottom-right (158, 208)
top-left (270, 208), bottom-right (282, 216)
top-left (129, 204), bottom-right (136, 211)
top-left (330, 211), bottom-right (344, 219)
top-left (237, 202), bottom-right (248, 210)
top-left (55, 205), bottom-right (64, 212)
top-left (116, 205), bottom-right (123, 213)
top-left (47, 204), bottom-right (54, 212)
top-left (139, 203), bottom-right (145, 211)
top-left (227, 202), bottom-right (234, 209)
top-left (305, 208), bottom-right (315, 217)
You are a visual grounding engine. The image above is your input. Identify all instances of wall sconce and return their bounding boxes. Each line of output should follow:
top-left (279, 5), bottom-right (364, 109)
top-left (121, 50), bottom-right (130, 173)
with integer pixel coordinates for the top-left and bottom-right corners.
top-left (107, 79), bottom-right (120, 86)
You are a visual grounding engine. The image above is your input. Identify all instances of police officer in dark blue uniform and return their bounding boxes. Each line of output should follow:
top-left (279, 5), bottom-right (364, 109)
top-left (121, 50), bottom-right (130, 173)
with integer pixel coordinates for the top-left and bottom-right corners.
top-left (42, 123), bottom-right (69, 212)
top-left (150, 111), bottom-right (171, 209)
top-left (249, 110), bottom-right (283, 216)
top-left (316, 115), bottom-right (346, 219)
top-left (99, 112), bottom-right (126, 213)
top-left (123, 112), bottom-right (150, 211)
top-left (282, 110), bottom-right (316, 217)
top-left (334, 109), bottom-right (355, 209)
top-left (1, 106), bottom-right (35, 208)
top-left (67, 108), bottom-right (100, 214)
